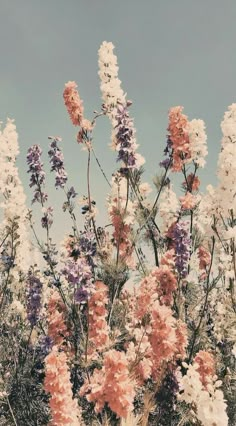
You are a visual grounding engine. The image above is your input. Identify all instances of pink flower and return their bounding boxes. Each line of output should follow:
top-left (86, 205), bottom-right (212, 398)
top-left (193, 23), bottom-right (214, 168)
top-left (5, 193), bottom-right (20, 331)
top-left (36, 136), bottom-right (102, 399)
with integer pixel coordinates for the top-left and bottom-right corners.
top-left (194, 350), bottom-right (215, 388)
top-left (80, 349), bottom-right (136, 418)
top-left (198, 246), bottom-right (211, 270)
top-left (180, 192), bottom-right (197, 210)
top-left (168, 106), bottom-right (191, 172)
top-left (63, 81), bottom-right (84, 126)
top-left (183, 173), bottom-right (200, 192)
top-left (47, 291), bottom-right (70, 352)
top-left (87, 281), bottom-right (110, 359)
top-left (44, 346), bottom-right (82, 425)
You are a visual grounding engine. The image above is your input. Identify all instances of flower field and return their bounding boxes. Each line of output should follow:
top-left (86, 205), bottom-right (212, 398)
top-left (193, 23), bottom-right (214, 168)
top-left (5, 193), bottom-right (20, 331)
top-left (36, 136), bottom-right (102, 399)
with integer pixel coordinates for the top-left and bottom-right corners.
top-left (0, 41), bottom-right (235, 425)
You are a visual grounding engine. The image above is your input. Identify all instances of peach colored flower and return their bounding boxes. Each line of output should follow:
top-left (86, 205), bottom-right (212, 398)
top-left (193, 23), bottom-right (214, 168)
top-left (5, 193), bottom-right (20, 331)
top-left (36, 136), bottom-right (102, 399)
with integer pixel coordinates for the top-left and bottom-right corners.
top-left (180, 192), bottom-right (197, 210)
top-left (44, 346), bottom-right (82, 425)
top-left (63, 81), bottom-right (84, 126)
top-left (183, 173), bottom-right (200, 192)
top-left (80, 349), bottom-right (136, 418)
top-left (198, 245), bottom-right (211, 270)
top-left (194, 350), bottom-right (215, 388)
top-left (168, 106), bottom-right (191, 172)
top-left (47, 291), bottom-right (70, 351)
top-left (87, 280), bottom-right (110, 360)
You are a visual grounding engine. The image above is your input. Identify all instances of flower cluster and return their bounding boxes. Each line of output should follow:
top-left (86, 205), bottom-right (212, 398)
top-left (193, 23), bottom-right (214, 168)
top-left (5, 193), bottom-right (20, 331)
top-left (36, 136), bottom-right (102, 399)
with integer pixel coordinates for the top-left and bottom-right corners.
top-left (80, 349), bottom-right (136, 418)
top-left (26, 144), bottom-right (47, 204)
top-left (48, 137), bottom-right (68, 188)
top-left (87, 281), bottom-right (110, 359)
top-left (26, 270), bottom-right (43, 326)
top-left (44, 346), bottom-right (82, 425)
top-left (167, 221), bottom-right (191, 278)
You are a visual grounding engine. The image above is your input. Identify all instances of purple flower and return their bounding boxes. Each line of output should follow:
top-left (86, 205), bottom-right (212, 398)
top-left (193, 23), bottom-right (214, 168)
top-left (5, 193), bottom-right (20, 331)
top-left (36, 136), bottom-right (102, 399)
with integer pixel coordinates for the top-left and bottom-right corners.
top-left (160, 137), bottom-right (173, 170)
top-left (170, 221), bottom-right (190, 278)
top-left (41, 207), bottom-right (53, 229)
top-left (26, 270), bottom-right (43, 326)
top-left (48, 137), bottom-right (68, 189)
top-left (27, 145), bottom-right (48, 204)
top-left (114, 101), bottom-right (139, 169)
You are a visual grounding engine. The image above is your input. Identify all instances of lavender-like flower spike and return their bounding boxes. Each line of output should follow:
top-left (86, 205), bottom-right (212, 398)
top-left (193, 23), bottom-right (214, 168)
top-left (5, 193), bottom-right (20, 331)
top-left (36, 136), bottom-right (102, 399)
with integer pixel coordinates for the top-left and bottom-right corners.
top-left (26, 144), bottom-right (48, 204)
top-left (26, 270), bottom-right (43, 326)
top-left (48, 137), bottom-right (68, 189)
top-left (114, 101), bottom-right (145, 170)
top-left (170, 221), bottom-right (191, 278)
top-left (41, 207), bottom-right (54, 229)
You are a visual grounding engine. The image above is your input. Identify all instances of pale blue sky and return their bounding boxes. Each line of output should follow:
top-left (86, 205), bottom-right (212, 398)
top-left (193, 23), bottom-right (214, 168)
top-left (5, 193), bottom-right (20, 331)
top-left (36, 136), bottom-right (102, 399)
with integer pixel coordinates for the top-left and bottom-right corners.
top-left (0, 0), bottom-right (236, 239)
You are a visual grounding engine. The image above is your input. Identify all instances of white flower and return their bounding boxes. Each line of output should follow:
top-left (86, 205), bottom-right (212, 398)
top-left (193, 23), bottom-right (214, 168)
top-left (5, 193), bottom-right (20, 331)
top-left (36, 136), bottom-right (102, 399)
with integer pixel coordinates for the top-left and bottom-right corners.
top-left (187, 119), bottom-right (208, 167)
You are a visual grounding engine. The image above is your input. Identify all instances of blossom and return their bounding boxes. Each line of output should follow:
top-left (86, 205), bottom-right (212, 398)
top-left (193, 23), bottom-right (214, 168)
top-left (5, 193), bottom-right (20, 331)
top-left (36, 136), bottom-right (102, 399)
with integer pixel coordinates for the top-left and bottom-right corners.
top-left (41, 206), bottom-right (53, 229)
top-left (178, 363), bottom-right (228, 426)
top-left (48, 137), bottom-right (68, 188)
top-left (87, 281), bottom-right (110, 359)
top-left (198, 245), bottom-right (211, 270)
top-left (180, 192), bottom-right (198, 210)
top-left (80, 349), bottom-right (136, 418)
top-left (63, 80), bottom-right (84, 126)
top-left (47, 291), bottom-right (69, 349)
top-left (167, 221), bottom-right (191, 278)
top-left (159, 185), bottom-right (180, 232)
top-left (0, 119), bottom-right (32, 277)
top-left (44, 346), bottom-right (82, 425)
top-left (194, 350), bottom-right (215, 388)
top-left (61, 257), bottom-right (93, 302)
top-left (26, 270), bottom-right (43, 326)
top-left (98, 41), bottom-right (126, 120)
top-left (187, 118), bottom-right (208, 167)
top-left (26, 144), bottom-right (48, 204)
top-left (167, 106), bottom-right (190, 172)
top-left (183, 173), bottom-right (200, 191)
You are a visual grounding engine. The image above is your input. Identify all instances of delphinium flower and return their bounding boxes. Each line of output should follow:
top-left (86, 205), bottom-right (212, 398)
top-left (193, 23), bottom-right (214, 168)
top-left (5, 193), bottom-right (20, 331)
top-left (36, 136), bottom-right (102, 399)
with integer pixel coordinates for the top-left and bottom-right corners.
top-left (113, 101), bottom-right (145, 169)
top-left (48, 136), bottom-right (68, 189)
top-left (179, 191), bottom-right (200, 210)
top-left (47, 290), bottom-right (69, 349)
top-left (178, 362), bottom-right (228, 426)
top-left (26, 269), bottom-right (43, 327)
top-left (63, 81), bottom-right (93, 146)
top-left (124, 270), bottom-right (187, 385)
top-left (98, 41), bottom-right (126, 121)
top-left (167, 221), bottom-right (191, 279)
top-left (63, 80), bottom-right (84, 127)
top-left (167, 106), bottom-right (190, 172)
top-left (0, 119), bottom-right (32, 275)
top-left (44, 345), bottom-right (82, 426)
top-left (107, 172), bottom-right (136, 268)
top-left (98, 42), bottom-right (145, 169)
top-left (182, 173), bottom-right (200, 192)
top-left (160, 136), bottom-right (173, 170)
top-left (86, 280), bottom-right (110, 360)
top-left (26, 144), bottom-right (48, 205)
top-left (217, 103), bottom-right (236, 215)
top-left (198, 245), bottom-right (211, 271)
top-left (62, 257), bottom-right (93, 303)
top-left (159, 185), bottom-right (180, 233)
top-left (80, 349), bottom-right (136, 418)
top-left (41, 206), bottom-right (54, 229)
top-left (194, 350), bottom-right (215, 388)
top-left (187, 118), bottom-right (208, 168)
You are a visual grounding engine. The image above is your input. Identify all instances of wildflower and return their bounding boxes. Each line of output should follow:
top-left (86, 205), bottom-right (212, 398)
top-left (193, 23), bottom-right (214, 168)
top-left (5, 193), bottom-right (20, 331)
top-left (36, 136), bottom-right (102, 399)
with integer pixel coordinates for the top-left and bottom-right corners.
top-left (167, 106), bottom-right (190, 172)
top-left (80, 349), bottom-right (136, 418)
top-left (63, 81), bottom-right (84, 126)
top-left (26, 144), bottom-right (48, 204)
top-left (48, 137), bottom-right (68, 189)
top-left (26, 270), bottom-right (43, 326)
top-left (44, 346), bottom-right (82, 425)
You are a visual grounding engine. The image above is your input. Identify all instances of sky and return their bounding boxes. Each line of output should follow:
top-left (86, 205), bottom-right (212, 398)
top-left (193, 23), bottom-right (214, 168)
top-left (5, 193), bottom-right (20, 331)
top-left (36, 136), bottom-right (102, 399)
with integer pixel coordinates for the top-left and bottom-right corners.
top-left (0, 0), bottom-right (236, 241)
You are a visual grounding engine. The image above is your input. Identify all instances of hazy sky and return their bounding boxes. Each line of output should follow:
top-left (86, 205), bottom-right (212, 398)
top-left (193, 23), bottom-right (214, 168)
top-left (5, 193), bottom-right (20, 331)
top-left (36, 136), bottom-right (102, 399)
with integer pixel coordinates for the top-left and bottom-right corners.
top-left (0, 0), bottom-right (236, 239)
